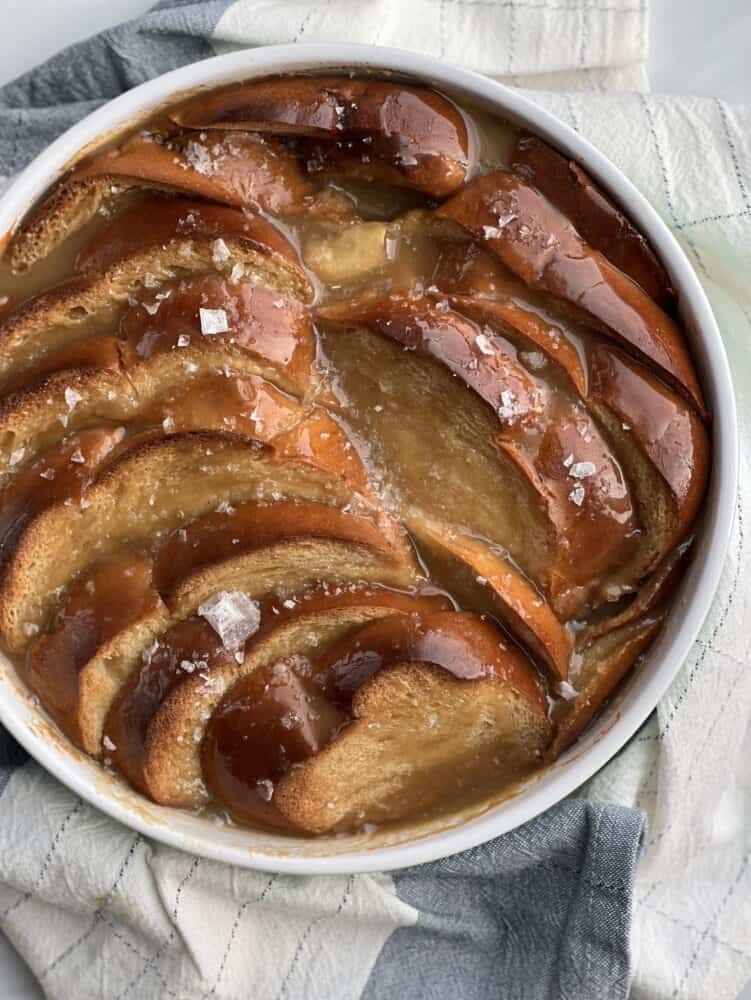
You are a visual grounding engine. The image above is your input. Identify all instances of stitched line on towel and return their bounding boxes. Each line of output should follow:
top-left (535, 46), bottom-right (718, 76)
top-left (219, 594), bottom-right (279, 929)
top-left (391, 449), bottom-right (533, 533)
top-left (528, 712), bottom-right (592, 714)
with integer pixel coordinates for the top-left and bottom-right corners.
top-left (100, 912), bottom-right (178, 998)
top-left (563, 93), bottom-right (581, 131)
top-left (671, 850), bottom-right (750, 997)
top-left (292, 8), bottom-right (315, 43)
top-left (639, 93), bottom-right (710, 279)
top-left (114, 856), bottom-right (200, 1000)
top-left (676, 208), bottom-right (751, 230)
top-left (439, 0), bottom-right (446, 57)
top-left (40, 833), bottom-right (143, 978)
top-left (716, 98), bottom-right (751, 212)
top-left (0, 798), bottom-right (83, 922)
top-left (275, 875), bottom-right (356, 1000)
top-left (640, 651), bottom-right (746, 857)
top-left (579, 0), bottom-right (595, 90)
top-left (640, 902), bottom-right (751, 965)
top-left (200, 876), bottom-right (278, 999)
top-left (508, 2), bottom-right (519, 85)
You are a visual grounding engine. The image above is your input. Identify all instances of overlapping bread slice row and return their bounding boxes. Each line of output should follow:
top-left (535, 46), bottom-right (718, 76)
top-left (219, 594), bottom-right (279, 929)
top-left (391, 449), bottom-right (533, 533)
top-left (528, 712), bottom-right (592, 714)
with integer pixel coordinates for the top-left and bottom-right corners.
top-left (1, 101), bottom-right (554, 832)
top-left (8, 74), bottom-right (472, 273)
top-left (311, 138), bottom-right (709, 757)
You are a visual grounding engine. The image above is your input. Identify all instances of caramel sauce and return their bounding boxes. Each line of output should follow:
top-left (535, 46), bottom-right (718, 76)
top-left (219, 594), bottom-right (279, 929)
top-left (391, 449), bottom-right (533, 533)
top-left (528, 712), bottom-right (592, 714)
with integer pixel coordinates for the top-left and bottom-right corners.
top-left (0, 427), bottom-right (126, 566)
top-left (27, 553), bottom-right (159, 737)
top-left (202, 610), bottom-right (544, 825)
top-left (0, 72), bottom-right (707, 835)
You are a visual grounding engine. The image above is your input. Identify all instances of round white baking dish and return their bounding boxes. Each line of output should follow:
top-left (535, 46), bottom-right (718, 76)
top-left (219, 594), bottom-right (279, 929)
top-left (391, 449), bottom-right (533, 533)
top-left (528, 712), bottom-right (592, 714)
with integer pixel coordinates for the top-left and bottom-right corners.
top-left (0, 43), bottom-right (737, 874)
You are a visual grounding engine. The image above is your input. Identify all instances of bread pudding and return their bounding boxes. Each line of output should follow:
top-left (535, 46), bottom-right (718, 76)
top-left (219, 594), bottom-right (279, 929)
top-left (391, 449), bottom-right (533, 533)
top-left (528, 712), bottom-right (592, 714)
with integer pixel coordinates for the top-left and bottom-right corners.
top-left (0, 74), bottom-right (709, 834)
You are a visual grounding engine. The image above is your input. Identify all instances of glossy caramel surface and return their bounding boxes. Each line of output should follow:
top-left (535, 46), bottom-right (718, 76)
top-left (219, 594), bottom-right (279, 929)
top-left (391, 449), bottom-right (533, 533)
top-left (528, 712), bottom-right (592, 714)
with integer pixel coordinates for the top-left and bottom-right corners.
top-left (0, 72), bottom-right (709, 836)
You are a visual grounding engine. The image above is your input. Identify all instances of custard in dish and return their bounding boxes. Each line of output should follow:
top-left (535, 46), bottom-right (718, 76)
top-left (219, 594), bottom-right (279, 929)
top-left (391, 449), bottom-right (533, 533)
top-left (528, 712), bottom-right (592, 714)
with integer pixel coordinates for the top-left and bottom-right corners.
top-left (0, 75), bottom-right (709, 834)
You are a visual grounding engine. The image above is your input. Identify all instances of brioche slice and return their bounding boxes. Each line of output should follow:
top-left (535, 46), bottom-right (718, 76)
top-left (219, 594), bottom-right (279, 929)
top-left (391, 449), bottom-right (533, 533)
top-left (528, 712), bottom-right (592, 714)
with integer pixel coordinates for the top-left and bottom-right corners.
top-left (0, 432), bottom-right (362, 652)
top-left (317, 321), bottom-right (556, 589)
top-left (511, 133), bottom-right (674, 308)
top-left (274, 658), bottom-right (550, 833)
top-left (0, 426), bottom-right (126, 570)
top-left (437, 171), bottom-right (706, 417)
top-left (588, 341), bottom-right (709, 577)
top-left (172, 76), bottom-right (470, 198)
top-left (9, 131), bottom-right (340, 270)
top-left (318, 295), bottom-right (638, 612)
top-left (27, 553), bottom-right (164, 746)
top-left (42, 537), bottom-right (415, 755)
top-left (444, 293), bottom-right (587, 397)
top-left (112, 592), bottom-right (446, 807)
top-left (0, 235), bottom-right (308, 394)
top-left (411, 517), bottom-right (572, 681)
top-left (547, 614), bottom-right (663, 758)
top-left (76, 198), bottom-right (307, 288)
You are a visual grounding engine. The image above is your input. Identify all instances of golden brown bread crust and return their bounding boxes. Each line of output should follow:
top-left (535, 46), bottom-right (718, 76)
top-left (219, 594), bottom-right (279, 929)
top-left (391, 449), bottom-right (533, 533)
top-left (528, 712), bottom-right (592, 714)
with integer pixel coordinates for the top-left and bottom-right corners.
top-left (409, 517), bottom-right (573, 681)
top-left (0, 431), bottom-right (362, 652)
top-left (172, 75), bottom-right (470, 198)
top-left (0, 235), bottom-right (310, 394)
top-left (318, 294), bottom-right (639, 615)
top-left (119, 600), bottom-right (432, 806)
top-left (68, 539), bottom-right (417, 756)
top-left (546, 614), bottom-right (664, 758)
top-left (274, 660), bottom-right (551, 833)
top-left (437, 171), bottom-right (707, 418)
top-left (511, 134), bottom-right (675, 308)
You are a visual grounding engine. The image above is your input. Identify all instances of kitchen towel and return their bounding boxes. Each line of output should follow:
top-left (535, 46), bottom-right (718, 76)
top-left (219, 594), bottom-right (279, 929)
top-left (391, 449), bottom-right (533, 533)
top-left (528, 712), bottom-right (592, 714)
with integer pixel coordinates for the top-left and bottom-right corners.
top-left (0, 1), bottom-right (748, 998)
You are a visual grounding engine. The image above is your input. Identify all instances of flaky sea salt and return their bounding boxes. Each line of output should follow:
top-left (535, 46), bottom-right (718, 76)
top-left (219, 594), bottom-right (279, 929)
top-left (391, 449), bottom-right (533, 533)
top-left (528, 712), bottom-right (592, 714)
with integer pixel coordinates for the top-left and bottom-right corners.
top-left (569, 484), bottom-right (586, 507)
top-left (8, 447), bottom-right (25, 467)
top-left (103, 735), bottom-right (117, 751)
top-left (569, 461), bottom-right (596, 479)
top-left (198, 591), bottom-right (261, 651)
top-left (143, 300), bottom-right (160, 316)
top-left (199, 307), bottom-right (229, 335)
top-left (183, 141), bottom-right (216, 176)
top-left (162, 416), bottom-right (175, 433)
top-left (556, 680), bottom-right (578, 701)
top-left (69, 448), bottom-right (85, 464)
top-left (64, 387), bottom-right (82, 410)
top-left (230, 262), bottom-right (246, 283)
top-left (212, 238), bottom-right (231, 264)
top-left (497, 389), bottom-right (517, 421)
top-left (475, 333), bottom-right (494, 356)
top-left (519, 350), bottom-right (546, 370)
top-left (256, 779), bottom-right (274, 802)
top-left (177, 333), bottom-right (190, 348)
top-left (562, 453), bottom-right (574, 468)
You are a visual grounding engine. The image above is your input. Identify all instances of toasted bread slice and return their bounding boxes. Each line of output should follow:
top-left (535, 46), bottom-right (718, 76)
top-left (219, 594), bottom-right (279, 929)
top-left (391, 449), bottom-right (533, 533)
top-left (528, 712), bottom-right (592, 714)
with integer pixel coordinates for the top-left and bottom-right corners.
top-left (511, 134), bottom-right (674, 308)
top-left (546, 614), bottom-right (663, 758)
top-left (437, 171), bottom-right (706, 417)
top-left (0, 236), bottom-right (309, 394)
top-left (9, 131), bottom-right (338, 270)
top-left (76, 198), bottom-right (307, 283)
top-left (27, 553), bottom-right (165, 747)
top-left (35, 537), bottom-right (416, 755)
top-left (113, 592), bottom-right (446, 807)
top-left (0, 432), bottom-right (363, 652)
top-left (316, 320), bottom-right (556, 589)
top-left (411, 517), bottom-right (572, 681)
top-left (444, 293), bottom-right (588, 397)
top-left (589, 341), bottom-right (709, 571)
top-left (318, 295), bottom-right (638, 612)
top-left (172, 76), bottom-right (470, 198)
top-left (274, 658), bottom-right (550, 833)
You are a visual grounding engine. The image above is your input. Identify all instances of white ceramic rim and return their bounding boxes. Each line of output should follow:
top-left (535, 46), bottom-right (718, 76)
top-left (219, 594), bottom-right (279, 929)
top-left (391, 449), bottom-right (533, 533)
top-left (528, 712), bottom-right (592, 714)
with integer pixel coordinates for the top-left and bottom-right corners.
top-left (0, 43), bottom-right (738, 874)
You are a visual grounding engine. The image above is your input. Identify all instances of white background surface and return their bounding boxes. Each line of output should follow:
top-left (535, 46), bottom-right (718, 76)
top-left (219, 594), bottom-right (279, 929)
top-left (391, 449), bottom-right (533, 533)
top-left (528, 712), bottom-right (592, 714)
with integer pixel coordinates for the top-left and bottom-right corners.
top-left (0, 1), bottom-right (748, 997)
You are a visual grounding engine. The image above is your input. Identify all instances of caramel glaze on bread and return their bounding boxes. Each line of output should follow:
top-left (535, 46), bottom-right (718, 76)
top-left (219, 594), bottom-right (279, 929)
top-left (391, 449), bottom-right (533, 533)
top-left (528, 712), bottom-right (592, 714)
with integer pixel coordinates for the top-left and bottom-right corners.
top-left (0, 74), bottom-right (709, 835)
